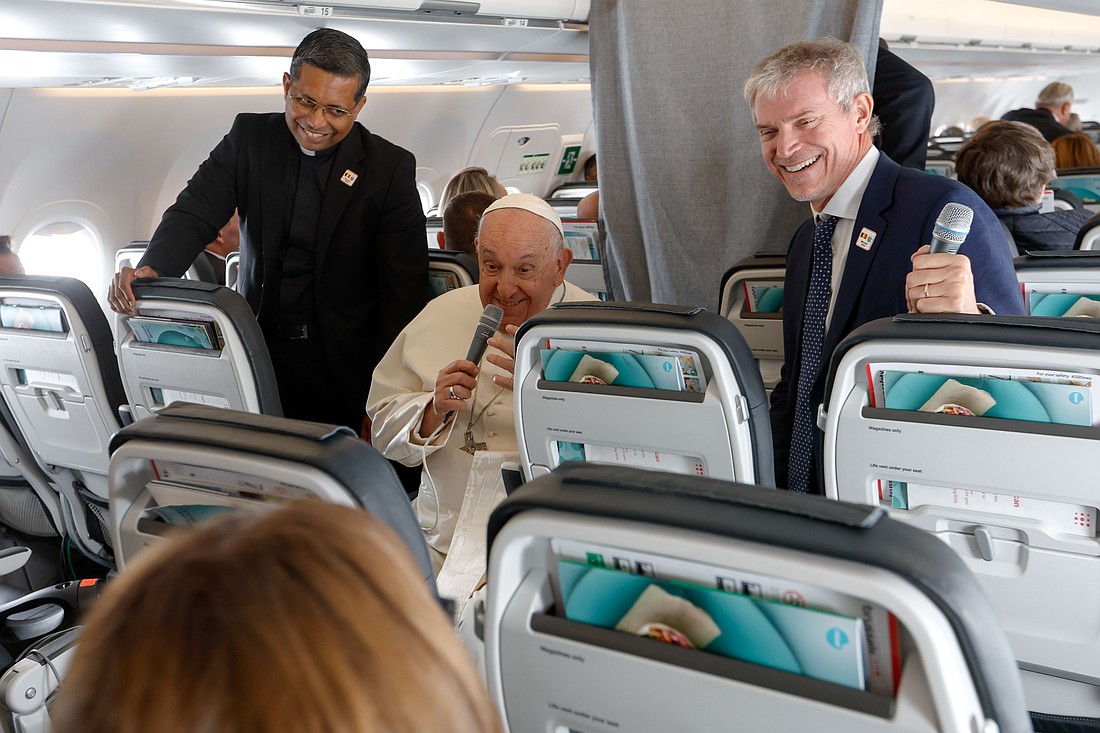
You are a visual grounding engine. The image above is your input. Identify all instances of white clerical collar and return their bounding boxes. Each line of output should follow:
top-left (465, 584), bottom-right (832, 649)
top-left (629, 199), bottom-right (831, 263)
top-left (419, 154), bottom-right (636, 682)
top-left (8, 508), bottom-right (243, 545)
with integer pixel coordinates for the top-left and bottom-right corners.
top-left (811, 145), bottom-right (880, 222)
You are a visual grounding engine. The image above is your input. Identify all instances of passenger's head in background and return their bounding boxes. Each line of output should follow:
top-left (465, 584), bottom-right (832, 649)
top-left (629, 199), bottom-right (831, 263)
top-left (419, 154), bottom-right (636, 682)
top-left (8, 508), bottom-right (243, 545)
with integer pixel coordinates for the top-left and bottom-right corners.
top-left (1067, 112), bottom-right (1085, 134)
top-left (1051, 132), bottom-right (1100, 170)
top-left (205, 210), bottom-right (240, 258)
top-left (440, 191), bottom-right (496, 256)
top-left (583, 153), bottom-right (598, 181)
top-left (0, 236), bottom-right (25, 276)
top-left (439, 166), bottom-right (506, 212)
top-left (744, 37), bottom-right (880, 210)
top-left (1036, 81), bottom-right (1074, 125)
top-left (52, 502), bottom-right (502, 733)
top-left (576, 190), bottom-right (600, 221)
top-left (477, 193), bottom-right (571, 330)
top-left (283, 29), bottom-right (371, 152)
top-left (956, 120), bottom-right (1054, 209)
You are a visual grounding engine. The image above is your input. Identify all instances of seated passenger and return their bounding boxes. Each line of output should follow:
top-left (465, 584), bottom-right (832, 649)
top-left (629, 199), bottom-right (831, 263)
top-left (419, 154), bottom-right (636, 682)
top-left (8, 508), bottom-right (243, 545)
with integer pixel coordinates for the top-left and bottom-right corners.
top-left (1001, 81), bottom-right (1076, 143)
top-left (438, 191), bottom-right (495, 256)
top-left (438, 166), bottom-right (506, 212)
top-left (51, 502), bottom-right (502, 733)
top-left (576, 190), bottom-right (600, 221)
top-left (367, 194), bottom-right (597, 603)
top-left (582, 153), bottom-right (597, 182)
top-left (0, 235), bottom-right (25, 276)
top-left (1052, 132), bottom-right (1100, 170)
top-left (196, 210), bottom-right (240, 286)
top-left (956, 120), bottom-right (1093, 252)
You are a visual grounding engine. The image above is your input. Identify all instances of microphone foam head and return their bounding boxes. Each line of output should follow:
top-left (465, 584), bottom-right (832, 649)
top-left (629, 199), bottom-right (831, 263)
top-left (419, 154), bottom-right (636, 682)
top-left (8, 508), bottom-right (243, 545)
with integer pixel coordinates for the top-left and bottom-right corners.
top-left (480, 304), bottom-right (504, 331)
top-left (933, 202), bottom-right (974, 245)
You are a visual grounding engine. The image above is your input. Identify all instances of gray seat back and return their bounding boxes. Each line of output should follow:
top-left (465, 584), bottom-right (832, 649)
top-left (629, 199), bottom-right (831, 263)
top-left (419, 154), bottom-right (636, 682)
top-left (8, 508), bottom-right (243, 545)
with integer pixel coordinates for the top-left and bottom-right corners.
top-left (485, 463), bottom-right (1030, 733)
top-left (513, 301), bottom-right (772, 487)
top-left (823, 313), bottom-right (1100, 721)
top-left (117, 279), bottom-right (281, 421)
top-left (107, 403), bottom-right (434, 587)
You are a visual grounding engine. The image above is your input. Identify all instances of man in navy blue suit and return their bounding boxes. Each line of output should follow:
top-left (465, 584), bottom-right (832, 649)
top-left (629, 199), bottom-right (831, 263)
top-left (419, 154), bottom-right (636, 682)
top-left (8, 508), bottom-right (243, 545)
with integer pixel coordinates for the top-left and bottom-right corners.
top-left (743, 38), bottom-right (1024, 494)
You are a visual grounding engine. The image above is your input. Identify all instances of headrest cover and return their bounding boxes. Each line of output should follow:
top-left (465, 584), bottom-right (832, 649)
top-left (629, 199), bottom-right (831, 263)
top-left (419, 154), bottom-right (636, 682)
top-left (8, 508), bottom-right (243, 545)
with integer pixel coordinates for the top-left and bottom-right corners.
top-left (482, 193), bottom-right (565, 237)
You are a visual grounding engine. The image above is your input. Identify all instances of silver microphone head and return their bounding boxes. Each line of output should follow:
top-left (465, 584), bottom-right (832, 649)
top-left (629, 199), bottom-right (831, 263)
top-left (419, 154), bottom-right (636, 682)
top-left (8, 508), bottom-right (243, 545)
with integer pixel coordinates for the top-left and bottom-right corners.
top-left (932, 202), bottom-right (974, 248)
top-left (480, 304), bottom-right (504, 332)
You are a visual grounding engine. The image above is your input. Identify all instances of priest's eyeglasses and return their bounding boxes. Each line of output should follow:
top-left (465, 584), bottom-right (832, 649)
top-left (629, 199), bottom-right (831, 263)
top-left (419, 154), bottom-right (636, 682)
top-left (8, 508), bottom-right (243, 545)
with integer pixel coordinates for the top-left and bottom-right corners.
top-left (288, 94), bottom-right (353, 121)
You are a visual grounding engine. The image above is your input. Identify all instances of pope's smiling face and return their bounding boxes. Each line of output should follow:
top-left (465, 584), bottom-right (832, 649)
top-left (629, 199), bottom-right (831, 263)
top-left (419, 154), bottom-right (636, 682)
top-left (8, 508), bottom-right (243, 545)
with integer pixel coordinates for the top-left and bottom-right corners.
top-left (282, 64), bottom-right (365, 152)
top-left (753, 70), bottom-right (873, 210)
top-left (476, 209), bottom-right (572, 332)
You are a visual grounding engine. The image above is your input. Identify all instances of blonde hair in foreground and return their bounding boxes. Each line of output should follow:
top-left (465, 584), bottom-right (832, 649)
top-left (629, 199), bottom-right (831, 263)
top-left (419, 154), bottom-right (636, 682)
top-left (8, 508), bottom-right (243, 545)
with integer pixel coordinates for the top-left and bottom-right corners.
top-left (52, 502), bottom-right (502, 733)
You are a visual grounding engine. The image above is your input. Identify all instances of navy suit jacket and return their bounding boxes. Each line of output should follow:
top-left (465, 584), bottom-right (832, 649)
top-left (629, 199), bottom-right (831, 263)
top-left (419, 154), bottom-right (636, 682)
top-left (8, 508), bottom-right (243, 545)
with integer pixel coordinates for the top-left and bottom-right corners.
top-left (139, 113), bottom-right (428, 420)
top-left (770, 153), bottom-right (1025, 492)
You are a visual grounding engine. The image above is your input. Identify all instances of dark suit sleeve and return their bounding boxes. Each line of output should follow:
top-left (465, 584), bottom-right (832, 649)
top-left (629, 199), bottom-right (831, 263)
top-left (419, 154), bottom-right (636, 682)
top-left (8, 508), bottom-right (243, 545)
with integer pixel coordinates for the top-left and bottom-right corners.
top-left (138, 117), bottom-right (243, 277)
top-left (371, 149), bottom-right (429, 366)
top-left (873, 44), bottom-right (935, 171)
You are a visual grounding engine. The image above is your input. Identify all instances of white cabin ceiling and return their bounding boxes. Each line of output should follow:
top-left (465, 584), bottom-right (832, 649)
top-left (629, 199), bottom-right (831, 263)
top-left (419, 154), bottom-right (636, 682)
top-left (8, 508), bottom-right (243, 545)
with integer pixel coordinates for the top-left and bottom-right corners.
top-left (0, 0), bottom-right (590, 88)
top-left (1, 0), bottom-right (1099, 89)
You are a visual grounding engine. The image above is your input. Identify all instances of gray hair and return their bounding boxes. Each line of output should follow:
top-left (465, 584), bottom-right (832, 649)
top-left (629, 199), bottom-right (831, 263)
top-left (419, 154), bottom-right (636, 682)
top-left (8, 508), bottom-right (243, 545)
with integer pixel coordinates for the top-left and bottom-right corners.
top-left (1037, 81), bottom-right (1073, 108)
top-left (290, 29), bottom-right (372, 100)
top-left (743, 37), bottom-right (882, 138)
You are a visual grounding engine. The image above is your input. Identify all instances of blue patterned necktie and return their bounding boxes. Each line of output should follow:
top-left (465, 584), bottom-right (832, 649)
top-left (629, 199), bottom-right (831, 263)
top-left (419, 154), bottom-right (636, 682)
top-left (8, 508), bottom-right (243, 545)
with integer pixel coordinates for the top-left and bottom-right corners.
top-left (788, 213), bottom-right (837, 493)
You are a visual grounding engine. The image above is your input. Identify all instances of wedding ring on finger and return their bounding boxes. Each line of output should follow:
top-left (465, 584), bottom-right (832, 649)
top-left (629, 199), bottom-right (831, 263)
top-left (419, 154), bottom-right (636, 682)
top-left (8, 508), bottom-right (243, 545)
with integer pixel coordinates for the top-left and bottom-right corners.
top-left (923, 284), bottom-right (929, 299)
top-left (448, 387), bottom-right (458, 401)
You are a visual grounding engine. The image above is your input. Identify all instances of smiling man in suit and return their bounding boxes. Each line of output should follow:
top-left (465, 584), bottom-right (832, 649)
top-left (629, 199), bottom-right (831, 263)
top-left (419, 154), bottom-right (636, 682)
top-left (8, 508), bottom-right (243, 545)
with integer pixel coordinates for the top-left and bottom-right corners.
top-left (108, 28), bottom-right (427, 431)
top-left (744, 38), bottom-right (1024, 495)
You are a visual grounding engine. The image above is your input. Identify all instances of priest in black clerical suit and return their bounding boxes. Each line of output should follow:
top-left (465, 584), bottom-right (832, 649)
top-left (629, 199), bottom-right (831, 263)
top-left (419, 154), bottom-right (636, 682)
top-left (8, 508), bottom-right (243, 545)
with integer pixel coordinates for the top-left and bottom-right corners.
top-left (109, 29), bottom-right (427, 432)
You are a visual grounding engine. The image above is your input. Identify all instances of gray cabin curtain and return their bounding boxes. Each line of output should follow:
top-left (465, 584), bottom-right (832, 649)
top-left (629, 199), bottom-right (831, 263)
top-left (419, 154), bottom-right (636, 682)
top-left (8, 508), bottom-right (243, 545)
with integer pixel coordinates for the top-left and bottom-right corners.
top-left (590, 0), bottom-right (884, 309)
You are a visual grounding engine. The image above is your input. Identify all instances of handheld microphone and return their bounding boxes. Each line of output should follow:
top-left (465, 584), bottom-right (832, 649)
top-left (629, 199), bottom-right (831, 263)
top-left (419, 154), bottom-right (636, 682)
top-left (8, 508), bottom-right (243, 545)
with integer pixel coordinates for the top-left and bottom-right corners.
top-left (929, 202), bottom-right (974, 254)
top-left (465, 304), bottom-right (504, 363)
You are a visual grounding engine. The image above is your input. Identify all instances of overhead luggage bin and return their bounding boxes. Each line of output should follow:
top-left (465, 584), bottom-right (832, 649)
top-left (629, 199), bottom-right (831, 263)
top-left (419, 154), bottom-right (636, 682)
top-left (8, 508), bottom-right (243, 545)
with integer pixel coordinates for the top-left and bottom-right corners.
top-left (821, 313), bottom-right (1100, 725)
top-left (512, 302), bottom-right (772, 487)
top-left (484, 463), bottom-right (1030, 733)
top-left (274, 0), bottom-right (590, 22)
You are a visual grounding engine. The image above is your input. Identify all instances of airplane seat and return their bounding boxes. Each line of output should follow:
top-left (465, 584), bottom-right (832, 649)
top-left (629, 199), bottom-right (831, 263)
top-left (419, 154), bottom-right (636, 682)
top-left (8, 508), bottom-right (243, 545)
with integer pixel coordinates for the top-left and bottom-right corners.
top-left (717, 251), bottom-right (787, 392)
top-left (1051, 187), bottom-right (1084, 211)
top-left (1053, 168), bottom-right (1100, 213)
top-left (107, 403), bottom-right (433, 587)
top-left (925, 160), bottom-right (957, 179)
top-left (113, 241), bottom-right (208, 283)
top-left (0, 577), bottom-right (105, 733)
top-left (1074, 213), bottom-right (1100, 250)
top-left (0, 417), bottom-right (58, 544)
top-left (425, 214), bottom-right (443, 249)
top-left (821, 313), bottom-right (1100, 729)
top-left (428, 249), bottom-right (478, 297)
top-left (1000, 219), bottom-right (1021, 258)
top-left (543, 197), bottom-right (578, 219)
top-left (561, 218), bottom-right (607, 299)
top-left (484, 462), bottom-right (1031, 733)
top-left (1015, 249), bottom-right (1100, 316)
top-left (224, 250), bottom-right (240, 290)
top-left (547, 181), bottom-right (599, 200)
top-left (512, 301), bottom-right (773, 487)
top-left (117, 278), bottom-right (281, 421)
top-left (0, 275), bottom-right (126, 569)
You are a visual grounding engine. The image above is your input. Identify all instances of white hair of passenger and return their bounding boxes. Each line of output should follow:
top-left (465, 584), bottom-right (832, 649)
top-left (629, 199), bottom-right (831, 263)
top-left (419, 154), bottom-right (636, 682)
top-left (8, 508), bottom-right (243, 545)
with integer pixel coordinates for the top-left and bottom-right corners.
top-left (1037, 81), bottom-right (1073, 108)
